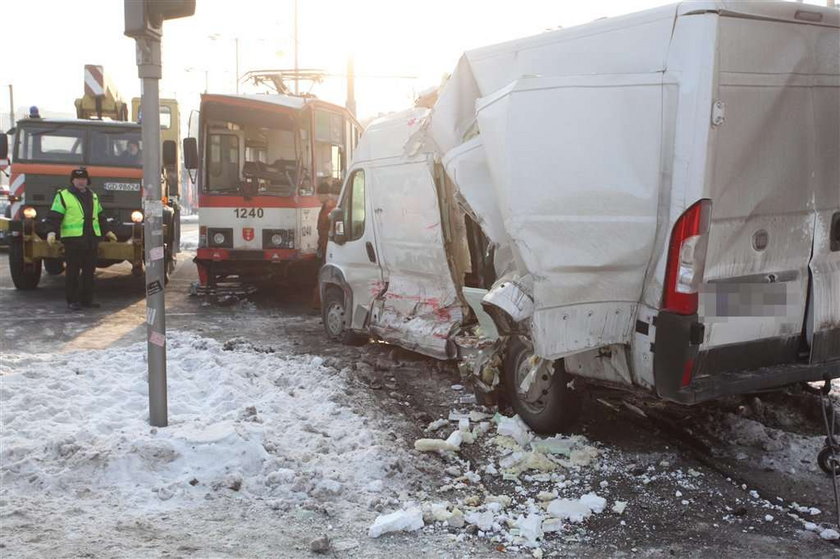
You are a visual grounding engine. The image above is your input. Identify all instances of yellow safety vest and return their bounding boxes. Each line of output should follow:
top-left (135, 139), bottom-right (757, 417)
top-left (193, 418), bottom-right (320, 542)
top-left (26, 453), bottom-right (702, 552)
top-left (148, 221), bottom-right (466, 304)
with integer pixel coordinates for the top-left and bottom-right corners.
top-left (49, 189), bottom-right (103, 238)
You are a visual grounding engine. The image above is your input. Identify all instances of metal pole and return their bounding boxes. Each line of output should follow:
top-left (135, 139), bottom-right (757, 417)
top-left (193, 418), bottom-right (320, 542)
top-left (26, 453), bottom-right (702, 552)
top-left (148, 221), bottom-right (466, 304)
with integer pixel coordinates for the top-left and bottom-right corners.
top-left (135, 36), bottom-right (168, 427)
top-left (346, 56), bottom-right (356, 116)
top-left (235, 38), bottom-right (240, 94)
top-left (9, 84), bottom-right (14, 129)
top-left (294, 0), bottom-right (299, 95)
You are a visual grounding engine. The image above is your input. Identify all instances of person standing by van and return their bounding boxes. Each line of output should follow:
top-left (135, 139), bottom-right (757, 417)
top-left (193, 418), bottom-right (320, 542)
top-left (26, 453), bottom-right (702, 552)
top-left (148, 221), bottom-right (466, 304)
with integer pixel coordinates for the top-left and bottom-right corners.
top-left (312, 179), bottom-right (340, 308)
top-left (45, 167), bottom-right (117, 310)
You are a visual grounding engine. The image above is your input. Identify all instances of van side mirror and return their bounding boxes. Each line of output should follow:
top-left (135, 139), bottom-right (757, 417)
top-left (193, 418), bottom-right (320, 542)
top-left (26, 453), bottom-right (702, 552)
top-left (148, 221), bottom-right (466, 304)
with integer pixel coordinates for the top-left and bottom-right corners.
top-left (329, 207), bottom-right (346, 244)
top-left (183, 137), bottom-right (198, 170)
top-left (0, 134), bottom-right (7, 160)
top-left (162, 140), bottom-right (177, 167)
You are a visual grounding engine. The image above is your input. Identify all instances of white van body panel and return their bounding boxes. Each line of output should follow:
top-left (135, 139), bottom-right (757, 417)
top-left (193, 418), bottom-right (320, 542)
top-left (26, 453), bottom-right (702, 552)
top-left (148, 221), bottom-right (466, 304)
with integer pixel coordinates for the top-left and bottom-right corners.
top-left (367, 157), bottom-right (463, 358)
top-left (327, 2), bottom-right (839, 398)
top-left (698, 14), bottom-right (840, 368)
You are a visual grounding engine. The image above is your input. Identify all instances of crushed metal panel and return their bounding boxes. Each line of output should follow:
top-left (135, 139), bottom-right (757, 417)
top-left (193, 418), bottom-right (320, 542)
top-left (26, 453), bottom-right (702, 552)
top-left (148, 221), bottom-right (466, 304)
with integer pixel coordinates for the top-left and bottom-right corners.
top-left (475, 75), bottom-right (662, 358)
top-left (367, 158), bottom-right (463, 357)
top-left (442, 137), bottom-right (507, 246)
top-left (427, 4), bottom-right (678, 155)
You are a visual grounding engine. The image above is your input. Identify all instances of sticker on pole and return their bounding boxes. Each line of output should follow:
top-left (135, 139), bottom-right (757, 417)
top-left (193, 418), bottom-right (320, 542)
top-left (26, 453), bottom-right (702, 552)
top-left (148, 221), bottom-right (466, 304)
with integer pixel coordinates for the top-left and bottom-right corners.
top-left (144, 199), bottom-right (164, 216)
top-left (147, 280), bottom-right (163, 296)
top-left (146, 307), bottom-right (156, 325)
top-left (149, 331), bottom-right (165, 347)
top-left (150, 246), bottom-right (165, 261)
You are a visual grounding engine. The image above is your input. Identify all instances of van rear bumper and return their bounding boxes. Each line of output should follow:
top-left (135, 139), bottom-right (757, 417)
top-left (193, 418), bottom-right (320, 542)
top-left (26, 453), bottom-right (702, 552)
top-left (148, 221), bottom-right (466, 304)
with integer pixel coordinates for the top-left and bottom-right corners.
top-left (672, 360), bottom-right (840, 404)
top-left (653, 311), bottom-right (840, 404)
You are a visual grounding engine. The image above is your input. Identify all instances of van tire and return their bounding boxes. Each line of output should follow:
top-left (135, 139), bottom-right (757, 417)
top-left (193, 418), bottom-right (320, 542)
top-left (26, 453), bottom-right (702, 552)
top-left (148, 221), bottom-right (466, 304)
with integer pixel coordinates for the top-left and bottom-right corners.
top-left (502, 336), bottom-right (581, 434)
top-left (9, 239), bottom-right (42, 290)
top-left (44, 258), bottom-right (65, 276)
top-left (322, 287), bottom-right (367, 346)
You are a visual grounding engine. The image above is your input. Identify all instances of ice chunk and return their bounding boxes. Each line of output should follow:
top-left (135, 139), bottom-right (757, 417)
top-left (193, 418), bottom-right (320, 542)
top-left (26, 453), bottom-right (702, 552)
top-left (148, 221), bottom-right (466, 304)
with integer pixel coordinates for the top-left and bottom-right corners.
top-left (764, 515), bottom-right (774, 522)
top-left (449, 411), bottom-right (471, 422)
top-left (486, 495), bottom-right (512, 508)
top-left (458, 418), bottom-right (470, 431)
top-left (542, 518), bottom-right (563, 533)
top-left (546, 499), bottom-right (593, 523)
top-left (612, 501), bottom-right (627, 515)
top-left (537, 491), bottom-right (557, 502)
top-left (820, 529), bottom-right (840, 540)
top-left (414, 438), bottom-right (458, 453)
top-left (547, 493), bottom-right (606, 522)
top-left (465, 511), bottom-right (495, 532)
top-left (530, 436), bottom-right (575, 456)
top-left (425, 419), bottom-right (448, 432)
top-left (469, 410), bottom-right (492, 422)
top-left (516, 513), bottom-right (544, 547)
top-left (368, 508), bottom-right (424, 538)
top-left (496, 415), bottom-right (533, 447)
top-left (445, 430), bottom-right (463, 449)
top-left (311, 356), bottom-right (325, 367)
top-left (579, 493), bottom-right (606, 514)
top-left (560, 446), bottom-right (600, 468)
top-left (431, 502), bottom-right (452, 522)
top-left (448, 508), bottom-right (465, 528)
top-left (500, 451), bottom-right (557, 474)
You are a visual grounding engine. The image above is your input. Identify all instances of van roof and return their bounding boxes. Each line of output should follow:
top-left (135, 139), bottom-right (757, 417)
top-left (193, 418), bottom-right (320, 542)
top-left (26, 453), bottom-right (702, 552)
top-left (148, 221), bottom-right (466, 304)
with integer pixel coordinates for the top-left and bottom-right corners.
top-left (353, 107), bottom-right (431, 163)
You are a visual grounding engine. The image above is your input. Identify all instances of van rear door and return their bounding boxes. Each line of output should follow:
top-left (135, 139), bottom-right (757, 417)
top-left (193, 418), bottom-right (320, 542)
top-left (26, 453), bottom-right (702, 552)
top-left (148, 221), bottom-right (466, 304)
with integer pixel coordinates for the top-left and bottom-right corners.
top-left (699, 12), bottom-right (840, 372)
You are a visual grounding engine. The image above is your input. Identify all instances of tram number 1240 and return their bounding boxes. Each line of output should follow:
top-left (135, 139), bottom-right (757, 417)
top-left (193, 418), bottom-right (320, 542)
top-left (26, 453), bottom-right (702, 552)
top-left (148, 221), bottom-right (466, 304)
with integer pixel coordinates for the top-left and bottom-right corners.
top-left (234, 208), bottom-right (265, 218)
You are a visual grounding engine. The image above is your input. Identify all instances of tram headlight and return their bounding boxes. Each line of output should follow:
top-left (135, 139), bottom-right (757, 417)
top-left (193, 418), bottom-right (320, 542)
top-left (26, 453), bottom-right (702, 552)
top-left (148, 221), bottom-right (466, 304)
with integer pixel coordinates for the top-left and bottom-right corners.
top-left (213, 232), bottom-right (226, 245)
top-left (271, 233), bottom-right (283, 246)
top-left (22, 206), bottom-right (37, 219)
top-left (131, 210), bottom-right (144, 223)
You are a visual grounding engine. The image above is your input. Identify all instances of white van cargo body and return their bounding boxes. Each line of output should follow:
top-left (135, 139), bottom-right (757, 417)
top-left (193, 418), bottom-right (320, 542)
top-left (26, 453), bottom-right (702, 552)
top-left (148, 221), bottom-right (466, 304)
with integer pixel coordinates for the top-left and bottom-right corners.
top-left (321, 2), bottom-right (840, 432)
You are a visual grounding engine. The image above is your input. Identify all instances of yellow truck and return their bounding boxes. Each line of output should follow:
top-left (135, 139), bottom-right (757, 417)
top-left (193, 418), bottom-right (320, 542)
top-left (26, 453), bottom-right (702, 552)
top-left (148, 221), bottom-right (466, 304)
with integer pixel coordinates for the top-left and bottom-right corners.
top-left (0, 65), bottom-right (181, 289)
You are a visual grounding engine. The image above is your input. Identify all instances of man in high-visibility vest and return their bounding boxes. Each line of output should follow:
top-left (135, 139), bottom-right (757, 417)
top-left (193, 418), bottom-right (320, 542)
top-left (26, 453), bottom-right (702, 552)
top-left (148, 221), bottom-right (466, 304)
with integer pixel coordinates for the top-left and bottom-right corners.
top-left (44, 167), bottom-right (117, 310)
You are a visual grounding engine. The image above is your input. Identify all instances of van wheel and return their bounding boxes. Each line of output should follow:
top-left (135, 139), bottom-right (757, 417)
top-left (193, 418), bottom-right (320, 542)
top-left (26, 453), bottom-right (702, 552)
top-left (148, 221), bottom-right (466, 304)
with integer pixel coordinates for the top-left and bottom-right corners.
top-left (44, 258), bottom-right (65, 276)
top-left (503, 336), bottom-right (581, 434)
top-left (9, 239), bottom-right (42, 290)
top-left (322, 287), bottom-right (367, 346)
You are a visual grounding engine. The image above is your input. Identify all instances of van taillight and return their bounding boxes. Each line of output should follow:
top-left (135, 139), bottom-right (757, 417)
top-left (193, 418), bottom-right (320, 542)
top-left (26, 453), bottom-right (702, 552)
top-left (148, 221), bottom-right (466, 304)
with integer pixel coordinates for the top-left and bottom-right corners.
top-left (199, 226), bottom-right (207, 248)
top-left (663, 199), bottom-right (711, 315)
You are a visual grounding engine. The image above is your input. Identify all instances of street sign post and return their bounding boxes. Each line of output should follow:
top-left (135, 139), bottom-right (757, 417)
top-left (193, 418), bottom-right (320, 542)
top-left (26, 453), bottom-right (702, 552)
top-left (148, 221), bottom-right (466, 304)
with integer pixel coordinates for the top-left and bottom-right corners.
top-left (125, 0), bottom-right (195, 427)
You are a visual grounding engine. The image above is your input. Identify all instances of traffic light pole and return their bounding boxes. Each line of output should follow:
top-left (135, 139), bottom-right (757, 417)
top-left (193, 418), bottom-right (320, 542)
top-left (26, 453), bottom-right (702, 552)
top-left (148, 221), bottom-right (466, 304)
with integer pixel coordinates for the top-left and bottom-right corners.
top-left (135, 36), bottom-right (168, 427)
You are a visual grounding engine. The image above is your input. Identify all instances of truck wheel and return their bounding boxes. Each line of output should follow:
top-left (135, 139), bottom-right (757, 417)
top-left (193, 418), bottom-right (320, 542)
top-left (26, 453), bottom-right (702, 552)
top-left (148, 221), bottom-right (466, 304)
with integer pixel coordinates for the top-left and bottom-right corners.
top-left (502, 336), bottom-right (581, 434)
top-left (9, 239), bottom-right (42, 290)
top-left (322, 287), bottom-right (367, 346)
top-left (44, 258), bottom-right (65, 276)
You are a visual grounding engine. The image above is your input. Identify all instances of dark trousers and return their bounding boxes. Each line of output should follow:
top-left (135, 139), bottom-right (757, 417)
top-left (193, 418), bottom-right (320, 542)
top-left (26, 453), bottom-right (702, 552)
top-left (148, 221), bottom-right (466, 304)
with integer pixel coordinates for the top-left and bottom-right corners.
top-left (64, 240), bottom-right (98, 304)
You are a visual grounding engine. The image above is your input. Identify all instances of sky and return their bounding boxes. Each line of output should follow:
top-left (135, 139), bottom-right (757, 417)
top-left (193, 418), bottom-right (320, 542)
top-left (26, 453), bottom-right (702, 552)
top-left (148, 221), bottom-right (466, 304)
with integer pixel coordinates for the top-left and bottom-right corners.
top-left (0, 0), bottom-right (833, 128)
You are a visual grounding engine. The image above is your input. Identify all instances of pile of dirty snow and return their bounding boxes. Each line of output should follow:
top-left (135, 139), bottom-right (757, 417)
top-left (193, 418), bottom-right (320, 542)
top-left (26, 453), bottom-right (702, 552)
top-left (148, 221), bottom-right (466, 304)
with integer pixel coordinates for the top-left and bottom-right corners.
top-left (368, 412), bottom-right (618, 554)
top-left (1, 332), bottom-right (409, 520)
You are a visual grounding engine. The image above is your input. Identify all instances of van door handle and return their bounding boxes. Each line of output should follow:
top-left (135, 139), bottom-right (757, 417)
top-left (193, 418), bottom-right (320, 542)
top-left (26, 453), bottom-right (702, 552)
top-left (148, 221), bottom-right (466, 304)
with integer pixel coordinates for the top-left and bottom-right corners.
top-left (366, 241), bottom-right (377, 263)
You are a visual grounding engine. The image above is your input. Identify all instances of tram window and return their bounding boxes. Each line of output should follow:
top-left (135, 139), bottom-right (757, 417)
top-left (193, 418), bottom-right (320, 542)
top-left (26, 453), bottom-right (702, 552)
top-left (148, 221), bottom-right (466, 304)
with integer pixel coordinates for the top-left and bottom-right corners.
top-left (207, 133), bottom-right (240, 191)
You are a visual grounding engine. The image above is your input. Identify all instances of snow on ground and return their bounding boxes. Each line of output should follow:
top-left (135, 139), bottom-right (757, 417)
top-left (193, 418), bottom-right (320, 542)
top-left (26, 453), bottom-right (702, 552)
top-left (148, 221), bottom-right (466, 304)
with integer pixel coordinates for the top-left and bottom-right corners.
top-left (1, 332), bottom-right (408, 522)
top-left (180, 228), bottom-right (199, 251)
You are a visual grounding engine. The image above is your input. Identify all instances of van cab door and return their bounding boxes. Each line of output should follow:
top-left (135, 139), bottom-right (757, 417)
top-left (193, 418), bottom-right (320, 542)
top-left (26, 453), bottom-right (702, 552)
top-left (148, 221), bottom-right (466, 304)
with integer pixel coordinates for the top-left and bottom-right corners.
top-left (327, 168), bottom-right (384, 331)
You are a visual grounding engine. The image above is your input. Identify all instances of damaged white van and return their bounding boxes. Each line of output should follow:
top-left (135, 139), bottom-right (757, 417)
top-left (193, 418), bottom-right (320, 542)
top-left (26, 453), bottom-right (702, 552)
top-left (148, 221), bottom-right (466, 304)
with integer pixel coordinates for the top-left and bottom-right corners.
top-left (320, 1), bottom-right (840, 433)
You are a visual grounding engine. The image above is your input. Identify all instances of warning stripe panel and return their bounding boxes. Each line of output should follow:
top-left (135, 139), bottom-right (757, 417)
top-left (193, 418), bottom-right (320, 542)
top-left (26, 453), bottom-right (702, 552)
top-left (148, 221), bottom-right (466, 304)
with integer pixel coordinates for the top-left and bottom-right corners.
top-left (11, 173), bottom-right (26, 196)
top-left (84, 64), bottom-right (105, 97)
